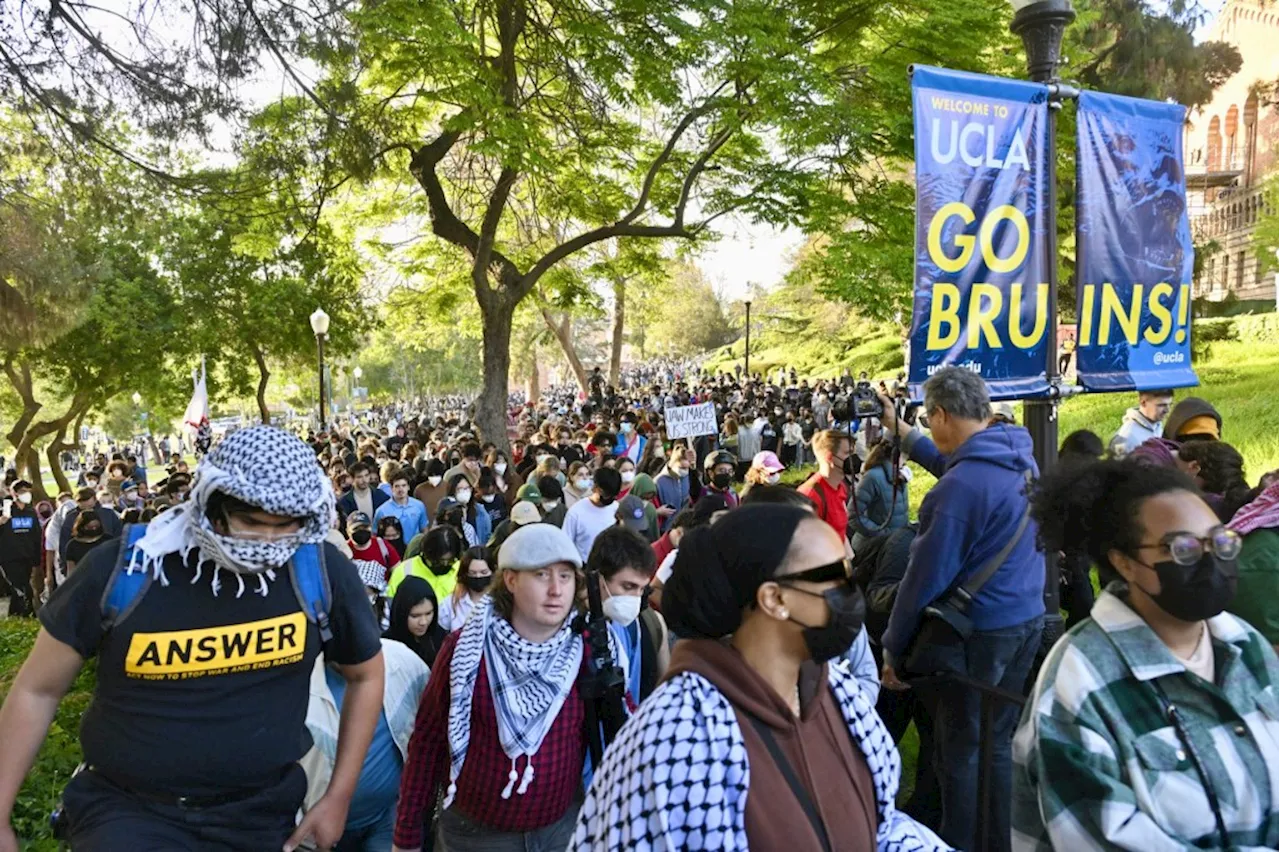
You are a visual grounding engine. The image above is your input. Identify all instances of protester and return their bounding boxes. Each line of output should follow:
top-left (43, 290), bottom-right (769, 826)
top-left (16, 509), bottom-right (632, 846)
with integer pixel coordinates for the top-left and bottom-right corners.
top-left (0, 426), bottom-right (385, 852)
top-left (653, 445), bottom-right (691, 532)
top-left (1162, 396), bottom-right (1223, 442)
top-left (300, 639), bottom-right (428, 852)
top-left (62, 510), bottom-right (115, 577)
top-left (387, 524), bottom-right (465, 602)
top-left (338, 461), bottom-right (390, 523)
top-left (700, 449), bottom-right (740, 509)
top-left (562, 467), bottom-right (623, 562)
top-left (412, 459), bottom-right (449, 519)
top-left (624, 473), bottom-right (661, 542)
top-left (373, 470), bottom-right (429, 542)
top-left (1175, 440), bottom-right (1252, 521)
top-left (572, 504), bottom-right (946, 850)
top-left (1226, 478), bottom-right (1279, 647)
top-left (383, 576), bottom-right (448, 667)
top-left (563, 462), bottom-right (593, 509)
top-left (346, 511), bottom-right (400, 577)
top-left (849, 440), bottom-right (910, 554)
top-left (536, 475), bottom-right (568, 528)
top-left (57, 487), bottom-right (123, 567)
top-left (447, 474), bottom-right (492, 545)
top-left (798, 429), bottom-right (854, 555)
top-left (740, 450), bottom-right (785, 499)
top-left (1108, 389), bottom-right (1174, 457)
top-left (439, 546), bottom-right (494, 632)
top-left (877, 367), bottom-right (1044, 852)
top-left (393, 524), bottom-right (589, 851)
top-left (0, 481), bottom-right (43, 617)
top-left (1014, 458), bottom-right (1278, 850)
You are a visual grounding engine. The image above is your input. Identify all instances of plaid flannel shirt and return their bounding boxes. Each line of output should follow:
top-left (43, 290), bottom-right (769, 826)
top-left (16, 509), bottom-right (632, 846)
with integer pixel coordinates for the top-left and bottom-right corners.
top-left (1013, 583), bottom-right (1280, 851)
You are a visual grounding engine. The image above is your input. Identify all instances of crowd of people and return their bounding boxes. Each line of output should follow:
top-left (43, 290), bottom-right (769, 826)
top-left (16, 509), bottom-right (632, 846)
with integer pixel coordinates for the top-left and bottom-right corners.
top-left (0, 359), bottom-right (1275, 852)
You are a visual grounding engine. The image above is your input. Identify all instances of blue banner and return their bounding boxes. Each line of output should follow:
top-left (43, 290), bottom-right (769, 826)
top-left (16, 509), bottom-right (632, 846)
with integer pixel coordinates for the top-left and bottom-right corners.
top-left (1075, 91), bottom-right (1198, 391)
top-left (908, 66), bottom-right (1051, 401)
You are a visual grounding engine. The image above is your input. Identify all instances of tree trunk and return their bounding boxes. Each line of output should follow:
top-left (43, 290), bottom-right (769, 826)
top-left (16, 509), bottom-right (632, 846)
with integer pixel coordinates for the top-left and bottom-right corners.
top-left (539, 306), bottom-right (589, 394)
top-left (610, 277), bottom-right (625, 387)
top-left (525, 342), bottom-right (541, 404)
top-left (251, 347), bottom-right (271, 425)
top-left (477, 300), bottom-right (515, 450)
top-left (46, 426), bottom-right (73, 497)
top-left (23, 446), bottom-right (45, 501)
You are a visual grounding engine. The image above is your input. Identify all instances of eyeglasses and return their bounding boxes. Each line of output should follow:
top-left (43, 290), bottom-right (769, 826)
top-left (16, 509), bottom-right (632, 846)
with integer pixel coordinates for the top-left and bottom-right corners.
top-left (774, 559), bottom-right (853, 587)
top-left (1135, 526), bottom-right (1242, 566)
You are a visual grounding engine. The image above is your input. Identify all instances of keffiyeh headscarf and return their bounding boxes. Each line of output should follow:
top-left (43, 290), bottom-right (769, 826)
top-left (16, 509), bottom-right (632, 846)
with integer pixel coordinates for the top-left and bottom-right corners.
top-left (444, 594), bottom-right (583, 808)
top-left (128, 426), bottom-right (336, 598)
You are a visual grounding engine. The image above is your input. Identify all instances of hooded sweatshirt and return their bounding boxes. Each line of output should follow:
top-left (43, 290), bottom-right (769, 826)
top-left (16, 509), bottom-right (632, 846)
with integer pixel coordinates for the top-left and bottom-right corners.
top-left (1109, 407), bottom-right (1163, 457)
top-left (663, 639), bottom-right (877, 852)
top-left (883, 424), bottom-right (1045, 661)
top-left (1163, 396), bottom-right (1222, 441)
top-left (629, 474), bottom-right (661, 541)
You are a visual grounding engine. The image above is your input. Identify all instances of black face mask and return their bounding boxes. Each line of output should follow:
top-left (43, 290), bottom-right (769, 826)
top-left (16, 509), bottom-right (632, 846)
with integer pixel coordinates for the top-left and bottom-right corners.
top-left (781, 584), bottom-right (866, 662)
top-left (463, 574), bottom-right (492, 593)
top-left (82, 525), bottom-right (104, 538)
top-left (597, 492), bottom-right (617, 506)
top-left (429, 560), bottom-right (454, 576)
top-left (1139, 552), bottom-right (1238, 622)
top-left (351, 529), bottom-right (373, 546)
top-left (841, 456), bottom-right (857, 476)
top-left (712, 472), bottom-right (732, 490)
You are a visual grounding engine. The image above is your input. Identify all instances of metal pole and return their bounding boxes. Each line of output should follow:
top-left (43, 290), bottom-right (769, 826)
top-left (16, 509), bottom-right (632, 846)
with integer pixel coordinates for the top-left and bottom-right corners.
top-left (317, 333), bottom-right (327, 430)
top-left (744, 300), bottom-right (752, 380)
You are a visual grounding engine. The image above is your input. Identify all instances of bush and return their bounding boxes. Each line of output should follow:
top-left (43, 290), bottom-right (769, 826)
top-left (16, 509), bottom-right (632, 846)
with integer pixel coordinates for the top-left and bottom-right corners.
top-left (0, 618), bottom-right (95, 850)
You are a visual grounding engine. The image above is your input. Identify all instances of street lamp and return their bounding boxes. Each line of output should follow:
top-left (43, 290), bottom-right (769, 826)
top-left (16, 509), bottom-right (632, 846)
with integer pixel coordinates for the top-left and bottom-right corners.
top-left (1009, 0), bottom-right (1075, 687)
top-left (744, 300), bottom-right (752, 380)
top-left (131, 392), bottom-right (142, 406)
top-left (309, 307), bottom-right (331, 429)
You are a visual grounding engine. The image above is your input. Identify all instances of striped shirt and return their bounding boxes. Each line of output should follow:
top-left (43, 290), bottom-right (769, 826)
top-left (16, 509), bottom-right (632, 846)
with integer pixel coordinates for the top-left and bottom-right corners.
top-left (1013, 583), bottom-right (1279, 851)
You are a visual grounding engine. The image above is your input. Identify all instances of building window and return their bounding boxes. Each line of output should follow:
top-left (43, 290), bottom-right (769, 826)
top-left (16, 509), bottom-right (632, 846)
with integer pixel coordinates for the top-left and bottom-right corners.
top-left (1238, 251), bottom-right (1247, 291)
top-left (1221, 255), bottom-right (1230, 293)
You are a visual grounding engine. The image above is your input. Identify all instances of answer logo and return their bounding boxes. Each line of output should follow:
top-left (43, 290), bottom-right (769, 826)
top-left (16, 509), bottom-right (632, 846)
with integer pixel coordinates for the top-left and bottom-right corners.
top-left (125, 612), bottom-right (307, 679)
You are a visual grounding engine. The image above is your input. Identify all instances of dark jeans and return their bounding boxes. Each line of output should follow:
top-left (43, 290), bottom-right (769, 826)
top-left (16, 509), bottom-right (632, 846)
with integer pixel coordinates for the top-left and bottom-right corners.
top-left (915, 615), bottom-right (1042, 852)
top-left (875, 686), bottom-right (940, 830)
top-left (0, 562), bottom-right (33, 617)
top-left (63, 764), bottom-right (306, 851)
top-left (437, 801), bottom-right (579, 852)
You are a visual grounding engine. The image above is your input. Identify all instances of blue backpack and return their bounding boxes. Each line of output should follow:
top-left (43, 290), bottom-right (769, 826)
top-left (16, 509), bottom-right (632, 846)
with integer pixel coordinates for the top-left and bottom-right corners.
top-left (100, 524), bottom-right (334, 642)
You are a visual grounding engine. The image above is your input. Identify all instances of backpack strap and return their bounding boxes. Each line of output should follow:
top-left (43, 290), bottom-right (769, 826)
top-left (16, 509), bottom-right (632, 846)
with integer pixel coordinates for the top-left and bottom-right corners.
top-left (290, 542), bottom-right (333, 644)
top-left (800, 474), bottom-right (830, 521)
top-left (101, 524), bottom-right (153, 629)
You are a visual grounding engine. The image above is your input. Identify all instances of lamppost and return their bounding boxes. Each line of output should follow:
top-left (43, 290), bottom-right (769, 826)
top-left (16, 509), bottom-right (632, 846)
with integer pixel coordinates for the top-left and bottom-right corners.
top-left (352, 366), bottom-right (363, 407)
top-left (1009, 0), bottom-right (1075, 659)
top-left (744, 300), bottom-right (752, 380)
top-left (309, 307), bottom-right (331, 430)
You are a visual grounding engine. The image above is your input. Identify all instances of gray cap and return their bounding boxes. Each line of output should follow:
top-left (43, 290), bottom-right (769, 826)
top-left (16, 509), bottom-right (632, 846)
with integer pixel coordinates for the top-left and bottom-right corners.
top-left (498, 523), bottom-right (583, 571)
top-left (616, 494), bottom-right (648, 534)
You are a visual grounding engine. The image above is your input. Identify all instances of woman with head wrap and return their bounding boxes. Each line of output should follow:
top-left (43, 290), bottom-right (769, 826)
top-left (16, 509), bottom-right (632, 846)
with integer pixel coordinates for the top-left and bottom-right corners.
top-left (572, 504), bottom-right (946, 852)
top-left (1, 425), bottom-right (385, 852)
top-left (384, 576), bottom-right (448, 667)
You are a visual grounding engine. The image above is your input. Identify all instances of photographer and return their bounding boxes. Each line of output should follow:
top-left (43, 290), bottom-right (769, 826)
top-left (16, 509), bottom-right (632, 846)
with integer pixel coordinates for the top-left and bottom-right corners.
top-left (588, 526), bottom-right (668, 705)
top-left (877, 366), bottom-right (1044, 852)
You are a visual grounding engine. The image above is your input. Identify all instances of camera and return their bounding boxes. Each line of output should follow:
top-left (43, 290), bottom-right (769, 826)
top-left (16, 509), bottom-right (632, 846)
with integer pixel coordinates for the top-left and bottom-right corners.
top-left (851, 381), bottom-right (883, 419)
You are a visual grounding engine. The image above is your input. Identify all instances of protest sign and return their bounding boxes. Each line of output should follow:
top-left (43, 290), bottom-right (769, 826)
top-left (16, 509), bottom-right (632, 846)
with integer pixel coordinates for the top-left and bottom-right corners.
top-left (664, 402), bottom-right (718, 440)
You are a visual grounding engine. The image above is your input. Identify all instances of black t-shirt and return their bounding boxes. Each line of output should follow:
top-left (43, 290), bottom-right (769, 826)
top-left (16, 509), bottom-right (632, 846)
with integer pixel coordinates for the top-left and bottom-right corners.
top-left (39, 541), bottom-right (381, 797)
top-left (64, 536), bottom-right (114, 569)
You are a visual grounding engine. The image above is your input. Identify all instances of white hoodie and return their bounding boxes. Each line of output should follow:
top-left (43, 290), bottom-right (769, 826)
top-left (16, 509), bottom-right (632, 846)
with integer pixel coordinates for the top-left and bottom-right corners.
top-left (1109, 407), bottom-right (1163, 457)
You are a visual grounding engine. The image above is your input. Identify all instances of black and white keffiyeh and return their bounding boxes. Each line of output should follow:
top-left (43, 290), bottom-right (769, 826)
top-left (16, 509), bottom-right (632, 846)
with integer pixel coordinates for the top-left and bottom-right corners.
top-left (444, 594), bottom-right (583, 807)
top-left (572, 659), bottom-right (952, 852)
top-left (128, 425), bottom-right (335, 598)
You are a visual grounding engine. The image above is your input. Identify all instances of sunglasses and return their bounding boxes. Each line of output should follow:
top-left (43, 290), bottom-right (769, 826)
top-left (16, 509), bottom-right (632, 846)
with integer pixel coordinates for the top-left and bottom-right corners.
top-left (1135, 525), bottom-right (1242, 566)
top-left (774, 558), bottom-right (853, 587)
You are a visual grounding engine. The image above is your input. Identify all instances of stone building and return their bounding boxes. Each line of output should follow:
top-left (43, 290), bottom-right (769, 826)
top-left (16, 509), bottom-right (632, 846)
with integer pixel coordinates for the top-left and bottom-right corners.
top-left (1183, 0), bottom-right (1278, 303)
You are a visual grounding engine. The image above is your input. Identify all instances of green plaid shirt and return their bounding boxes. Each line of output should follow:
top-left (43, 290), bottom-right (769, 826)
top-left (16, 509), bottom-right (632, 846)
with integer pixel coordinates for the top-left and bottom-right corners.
top-left (1013, 582), bottom-right (1279, 851)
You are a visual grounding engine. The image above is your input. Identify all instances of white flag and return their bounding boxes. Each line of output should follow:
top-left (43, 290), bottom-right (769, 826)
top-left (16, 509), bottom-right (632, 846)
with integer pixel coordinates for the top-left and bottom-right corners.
top-left (183, 357), bottom-right (208, 429)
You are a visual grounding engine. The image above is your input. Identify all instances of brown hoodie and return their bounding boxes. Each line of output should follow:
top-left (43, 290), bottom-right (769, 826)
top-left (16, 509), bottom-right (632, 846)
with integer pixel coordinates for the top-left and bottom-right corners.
top-left (664, 639), bottom-right (877, 852)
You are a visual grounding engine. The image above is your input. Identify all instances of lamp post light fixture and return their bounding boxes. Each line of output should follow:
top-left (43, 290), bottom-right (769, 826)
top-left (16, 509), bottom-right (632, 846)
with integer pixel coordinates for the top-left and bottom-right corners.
top-left (131, 392), bottom-right (142, 406)
top-left (1008, 0), bottom-right (1075, 713)
top-left (309, 307), bottom-right (331, 429)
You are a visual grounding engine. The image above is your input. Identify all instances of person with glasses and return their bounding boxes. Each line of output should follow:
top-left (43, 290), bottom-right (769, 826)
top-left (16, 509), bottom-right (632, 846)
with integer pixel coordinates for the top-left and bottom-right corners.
top-left (572, 504), bottom-right (946, 851)
top-left (1013, 458), bottom-right (1279, 851)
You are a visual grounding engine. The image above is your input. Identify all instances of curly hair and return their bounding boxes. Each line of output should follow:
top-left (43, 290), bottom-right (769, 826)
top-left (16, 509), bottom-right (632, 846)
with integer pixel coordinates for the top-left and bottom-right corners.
top-left (1177, 441), bottom-right (1250, 521)
top-left (1033, 458), bottom-right (1200, 586)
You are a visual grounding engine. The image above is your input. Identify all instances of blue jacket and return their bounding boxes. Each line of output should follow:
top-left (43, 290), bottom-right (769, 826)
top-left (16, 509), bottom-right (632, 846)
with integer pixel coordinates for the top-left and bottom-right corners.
top-left (850, 463), bottom-right (909, 549)
top-left (471, 504), bottom-right (492, 545)
top-left (614, 432), bottom-right (647, 463)
top-left (654, 469), bottom-right (690, 532)
top-left (882, 424), bottom-right (1045, 661)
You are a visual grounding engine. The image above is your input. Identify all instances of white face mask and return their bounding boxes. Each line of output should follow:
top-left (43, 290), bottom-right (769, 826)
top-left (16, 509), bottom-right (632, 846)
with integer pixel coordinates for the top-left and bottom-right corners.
top-left (17, 492), bottom-right (32, 505)
top-left (495, 462), bottom-right (508, 475)
top-left (574, 478), bottom-right (592, 491)
top-left (427, 475), bottom-right (443, 486)
top-left (621, 471), bottom-right (635, 484)
top-left (456, 489), bottom-right (472, 504)
top-left (603, 592), bottom-right (642, 627)
top-left (480, 494), bottom-right (495, 503)
top-left (542, 499), bottom-right (559, 511)
top-left (766, 472), bottom-right (782, 485)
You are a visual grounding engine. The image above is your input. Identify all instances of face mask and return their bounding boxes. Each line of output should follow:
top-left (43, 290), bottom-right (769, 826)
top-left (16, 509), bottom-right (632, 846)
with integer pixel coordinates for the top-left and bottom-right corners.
top-left (597, 492), bottom-right (617, 506)
top-left (480, 494), bottom-right (495, 504)
top-left (495, 463), bottom-right (508, 475)
top-left (677, 465), bottom-right (690, 477)
top-left (456, 489), bottom-right (473, 503)
top-left (39, 508), bottom-right (53, 520)
top-left (463, 574), bottom-right (491, 593)
top-left (82, 525), bottom-right (104, 537)
top-left (351, 529), bottom-right (372, 546)
top-left (620, 422), bottom-right (634, 434)
top-left (621, 471), bottom-right (635, 484)
top-left (841, 456), bottom-right (857, 476)
top-left (784, 584), bottom-right (866, 662)
top-left (712, 472), bottom-right (732, 490)
top-left (536, 454), bottom-right (552, 465)
top-left (766, 472), bottom-right (782, 485)
top-left (603, 592), bottom-right (642, 627)
top-left (1139, 552), bottom-right (1238, 622)
top-left (427, 475), bottom-right (443, 486)
top-left (17, 492), bottom-right (32, 505)
top-left (543, 499), bottom-right (559, 511)
top-left (575, 478), bottom-right (592, 492)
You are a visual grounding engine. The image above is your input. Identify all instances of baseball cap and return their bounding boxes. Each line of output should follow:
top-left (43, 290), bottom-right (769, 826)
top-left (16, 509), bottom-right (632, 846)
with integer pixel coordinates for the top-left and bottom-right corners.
top-left (991, 402), bottom-right (1017, 424)
top-left (752, 451), bottom-right (785, 474)
top-left (509, 501), bottom-right (542, 527)
top-left (617, 495), bottom-right (648, 534)
top-left (346, 511), bottom-right (372, 529)
top-left (516, 483), bottom-right (543, 505)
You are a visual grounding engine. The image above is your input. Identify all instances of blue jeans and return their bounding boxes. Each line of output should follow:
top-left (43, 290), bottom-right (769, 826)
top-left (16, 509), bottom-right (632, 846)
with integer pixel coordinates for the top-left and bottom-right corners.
top-left (335, 803), bottom-right (396, 852)
top-left (916, 615), bottom-right (1042, 852)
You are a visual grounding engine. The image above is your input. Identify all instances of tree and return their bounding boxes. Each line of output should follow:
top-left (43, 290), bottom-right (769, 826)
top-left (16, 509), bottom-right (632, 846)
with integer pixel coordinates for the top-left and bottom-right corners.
top-left (163, 189), bottom-right (373, 424)
top-left (634, 260), bottom-right (735, 357)
top-left (1255, 174), bottom-right (1279, 275)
